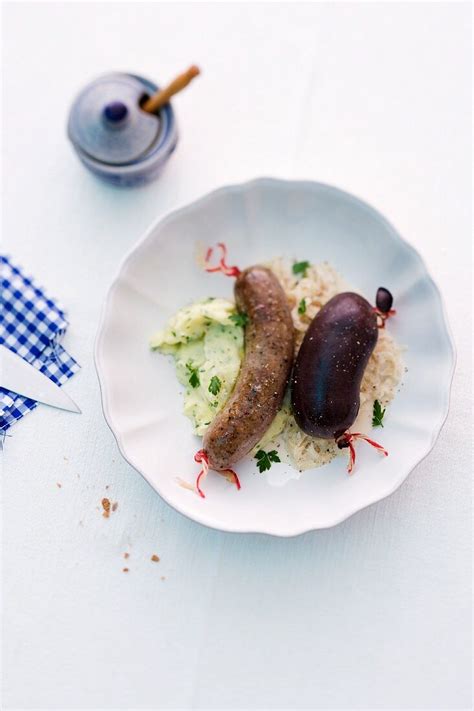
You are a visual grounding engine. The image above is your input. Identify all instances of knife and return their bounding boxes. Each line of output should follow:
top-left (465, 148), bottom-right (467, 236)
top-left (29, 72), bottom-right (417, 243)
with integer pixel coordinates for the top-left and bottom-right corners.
top-left (0, 344), bottom-right (81, 413)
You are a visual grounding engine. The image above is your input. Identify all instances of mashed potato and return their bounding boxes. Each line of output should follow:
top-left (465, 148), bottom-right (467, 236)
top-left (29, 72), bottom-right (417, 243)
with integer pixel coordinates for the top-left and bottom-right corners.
top-left (150, 298), bottom-right (244, 436)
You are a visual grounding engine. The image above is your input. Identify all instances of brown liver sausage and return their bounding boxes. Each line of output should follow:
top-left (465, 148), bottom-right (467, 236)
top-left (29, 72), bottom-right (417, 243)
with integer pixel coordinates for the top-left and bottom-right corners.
top-left (203, 266), bottom-right (294, 470)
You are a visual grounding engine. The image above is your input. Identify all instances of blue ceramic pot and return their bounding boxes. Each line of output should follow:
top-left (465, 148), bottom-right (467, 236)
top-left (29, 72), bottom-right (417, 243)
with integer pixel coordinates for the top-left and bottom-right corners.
top-left (67, 72), bottom-right (178, 187)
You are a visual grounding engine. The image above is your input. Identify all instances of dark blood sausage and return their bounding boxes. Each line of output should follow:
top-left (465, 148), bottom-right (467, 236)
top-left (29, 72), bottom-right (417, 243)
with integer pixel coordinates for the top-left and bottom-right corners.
top-left (291, 292), bottom-right (378, 440)
top-left (203, 266), bottom-right (294, 470)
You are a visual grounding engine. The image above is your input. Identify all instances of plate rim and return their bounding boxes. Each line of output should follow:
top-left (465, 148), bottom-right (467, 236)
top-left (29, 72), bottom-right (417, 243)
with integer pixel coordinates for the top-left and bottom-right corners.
top-left (94, 177), bottom-right (456, 537)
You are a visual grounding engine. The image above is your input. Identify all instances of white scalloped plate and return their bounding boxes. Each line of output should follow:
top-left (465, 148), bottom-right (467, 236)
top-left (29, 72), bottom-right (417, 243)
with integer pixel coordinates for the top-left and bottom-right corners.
top-left (95, 179), bottom-right (455, 536)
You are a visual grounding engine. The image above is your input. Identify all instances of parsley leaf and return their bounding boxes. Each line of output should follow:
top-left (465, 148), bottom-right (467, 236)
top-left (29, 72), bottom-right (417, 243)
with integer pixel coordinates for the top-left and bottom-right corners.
top-left (298, 298), bottom-right (307, 315)
top-left (292, 260), bottom-right (310, 278)
top-left (372, 399), bottom-right (386, 427)
top-left (185, 362), bottom-right (200, 389)
top-left (230, 311), bottom-right (249, 327)
top-left (255, 449), bottom-right (281, 473)
top-left (208, 376), bottom-right (221, 396)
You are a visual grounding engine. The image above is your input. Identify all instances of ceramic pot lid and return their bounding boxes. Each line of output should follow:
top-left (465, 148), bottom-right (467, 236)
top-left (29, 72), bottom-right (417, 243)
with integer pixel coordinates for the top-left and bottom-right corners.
top-left (67, 74), bottom-right (160, 165)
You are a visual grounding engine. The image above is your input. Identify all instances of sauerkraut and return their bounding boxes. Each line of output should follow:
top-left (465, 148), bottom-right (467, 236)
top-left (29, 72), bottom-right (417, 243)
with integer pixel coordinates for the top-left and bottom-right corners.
top-left (266, 259), bottom-right (403, 470)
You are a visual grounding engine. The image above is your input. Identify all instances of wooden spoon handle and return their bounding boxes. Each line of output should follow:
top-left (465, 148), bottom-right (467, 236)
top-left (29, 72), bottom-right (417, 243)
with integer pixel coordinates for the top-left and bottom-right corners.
top-left (142, 65), bottom-right (200, 114)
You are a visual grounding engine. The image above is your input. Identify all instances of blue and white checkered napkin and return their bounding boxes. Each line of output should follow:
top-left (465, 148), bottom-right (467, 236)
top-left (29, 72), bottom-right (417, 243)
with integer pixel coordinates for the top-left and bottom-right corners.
top-left (0, 255), bottom-right (80, 433)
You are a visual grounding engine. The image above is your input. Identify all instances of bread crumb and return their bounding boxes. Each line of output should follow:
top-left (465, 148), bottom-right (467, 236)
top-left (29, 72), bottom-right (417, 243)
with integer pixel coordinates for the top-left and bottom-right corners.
top-left (160, 576), bottom-right (166, 581)
top-left (102, 498), bottom-right (111, 518)
top-left (56, 482), bottom-right (62, 488)
top-left (123, 552), bottom-right (130, 559)
top-left (112, 502), bottom-right (118, 512)
top-left (122, 567), bottom-right (129, 573)
top-left (151, 554), bottom-right (160, 562)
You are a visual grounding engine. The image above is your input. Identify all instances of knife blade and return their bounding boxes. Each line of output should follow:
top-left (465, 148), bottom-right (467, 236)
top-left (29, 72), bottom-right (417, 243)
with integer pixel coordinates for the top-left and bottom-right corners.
top-left (0, 344), bottom-right (81, 413)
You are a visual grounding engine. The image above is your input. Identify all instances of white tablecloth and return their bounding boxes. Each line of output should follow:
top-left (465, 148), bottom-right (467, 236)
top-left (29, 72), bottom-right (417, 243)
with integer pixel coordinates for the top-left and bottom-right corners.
top-left (3, 3), bottom-right (471, 709)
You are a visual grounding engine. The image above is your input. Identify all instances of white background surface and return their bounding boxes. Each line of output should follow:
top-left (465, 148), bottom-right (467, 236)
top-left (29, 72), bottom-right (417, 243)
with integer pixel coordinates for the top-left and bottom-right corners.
top-left (2, 2), bottom-right (471, 709)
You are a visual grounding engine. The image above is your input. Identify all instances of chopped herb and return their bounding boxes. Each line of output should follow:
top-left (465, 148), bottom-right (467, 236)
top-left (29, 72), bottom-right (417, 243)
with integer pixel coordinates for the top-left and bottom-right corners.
top-left (298, 298), bottom-right (307, 315)
top-left (171, 330), bottom-right (176, 337)
top-left (255, 449), bottom-right (281, 473)
top-left (203, 421), bottom-right (211, 426)
top-left (230, 311), bottom-right (249, 327)
top-left (208, 375), bottom-right (222, 396)
top-left (292, 260), bottom-right (310, 277)
top-left (372, 399), bottom-right (386, 427)
top-left (185, 362), bottom-right (200, 388)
